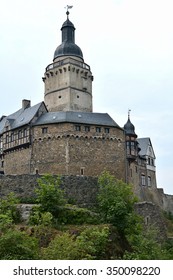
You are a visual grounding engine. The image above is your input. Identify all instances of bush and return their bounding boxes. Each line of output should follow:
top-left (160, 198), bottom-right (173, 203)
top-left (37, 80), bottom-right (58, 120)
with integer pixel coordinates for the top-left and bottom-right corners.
top-left (54, 205), bottom-right (100, 225)
top-left (41, 233), bottom-right (80, 260)
top-left (35, 174), bottom-right (66, 215)
top-left (29, 206), bottom-right (53, 226)
top-left (0, 229), bottom-right (39, 260)
top-left (41, 226), bottom-right (110, 260)
top-left (97, 171), bottom-right (140, 235)
top-left (0, 214), bottom-right (13, 232)
top-left (0, 193), bottom-right (21, 223)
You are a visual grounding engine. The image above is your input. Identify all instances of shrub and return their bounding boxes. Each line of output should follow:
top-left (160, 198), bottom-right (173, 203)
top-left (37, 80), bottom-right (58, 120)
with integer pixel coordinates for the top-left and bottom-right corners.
top-left (35, 174), bottom-right (66, 215)
top-left (54, 205), bottom-right (100, 225)
top-left (0, 192), bottom-right (21, 223)
top-left (97, 171), bottom-right (140, 235)
top-left (0, 229), bottom-right (39, 260)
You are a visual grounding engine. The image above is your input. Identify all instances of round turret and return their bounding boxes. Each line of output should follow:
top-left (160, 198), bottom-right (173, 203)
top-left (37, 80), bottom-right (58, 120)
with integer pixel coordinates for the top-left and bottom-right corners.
top-left (124, 117), bottom-right (137, 136)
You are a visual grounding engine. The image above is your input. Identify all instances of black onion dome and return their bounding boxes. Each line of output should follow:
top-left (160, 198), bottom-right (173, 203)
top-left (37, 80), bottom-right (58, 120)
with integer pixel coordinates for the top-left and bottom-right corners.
top-left (54, 18), bottom-right (83, 60)
top-left (124, 118), bottom-right (137, 136)
top-left (54, 42), bottom-right (83, 59)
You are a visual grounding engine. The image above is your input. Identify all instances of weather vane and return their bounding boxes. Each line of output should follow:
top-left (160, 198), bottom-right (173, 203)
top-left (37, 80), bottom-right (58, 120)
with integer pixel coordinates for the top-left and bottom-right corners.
top-left (64, 5), bottom-right (73, 18)
top-left (128, 109), bottom-right (131, 119)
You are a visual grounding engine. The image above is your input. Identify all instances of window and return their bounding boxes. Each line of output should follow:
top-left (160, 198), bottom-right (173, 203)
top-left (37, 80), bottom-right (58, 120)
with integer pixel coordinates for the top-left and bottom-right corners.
top-left (148, 157), bottom-right (151, 165)
top-left (18, 130), bottom-right (22, 139)
top-left (84, 126), bottom-right (90, 132)
top-left (11, 133), bottom-right (14, 142)
top-left (135, 166), bottom-right (138, 173)
top-left (1, 161), bottom-right (4, 168)
top-left (151, 159), bottom-right (154, 166)
top-left (80, 167), bottom-right (84, 175)
top-left (6, 135), bottom-right (9, 143)
top-left (148, 176), bottom-right (151, 187)
top-left (141, 174), bottom-right (146, 186)
top-left (104, 127), bottom-right (110, 133)
top-left (96, 127), bottom-right (101, 133)
top-left (24, 128), bottom-right (27, 137)
top-left (42, 127), bottom-right (48, 134)
top-left (75, 125), bottom-right (81, 131)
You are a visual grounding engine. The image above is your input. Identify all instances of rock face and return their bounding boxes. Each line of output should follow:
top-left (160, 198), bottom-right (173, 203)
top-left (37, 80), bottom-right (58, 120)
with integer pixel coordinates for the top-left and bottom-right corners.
top-left (17, 204), bottom-right (35, 223)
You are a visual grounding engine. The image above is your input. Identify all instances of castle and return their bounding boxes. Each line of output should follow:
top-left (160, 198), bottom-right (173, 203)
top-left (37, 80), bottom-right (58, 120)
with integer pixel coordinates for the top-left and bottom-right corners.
top-left (0, 10), bottom-right (157, 194)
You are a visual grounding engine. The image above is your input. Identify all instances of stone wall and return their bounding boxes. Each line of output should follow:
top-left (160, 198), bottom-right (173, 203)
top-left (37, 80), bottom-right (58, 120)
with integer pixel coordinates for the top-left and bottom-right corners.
top-left (0, 174), bottom-right (98, 207)
top-left (0, 174), bottom-right (172, 240)
top-left (134, 201), bottom-right (167, 240)
top-left (31, 123), bottom-right (126, 179)
top-left (4, 147), bottom-right (32, 175)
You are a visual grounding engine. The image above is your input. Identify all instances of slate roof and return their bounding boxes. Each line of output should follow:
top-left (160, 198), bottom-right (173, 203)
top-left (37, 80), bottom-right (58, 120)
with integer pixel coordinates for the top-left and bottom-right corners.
top-left (0, 102), bottom-right (43, 134)
top-left (34, 111), bottom-right (122, 129)
top-left (137, 137), bottom-right (155, 158)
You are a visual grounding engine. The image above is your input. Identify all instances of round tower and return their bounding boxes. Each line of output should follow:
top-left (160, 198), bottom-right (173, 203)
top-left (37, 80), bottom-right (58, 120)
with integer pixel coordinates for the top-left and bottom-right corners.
top-left (43, 10), bottom-right (93, 112)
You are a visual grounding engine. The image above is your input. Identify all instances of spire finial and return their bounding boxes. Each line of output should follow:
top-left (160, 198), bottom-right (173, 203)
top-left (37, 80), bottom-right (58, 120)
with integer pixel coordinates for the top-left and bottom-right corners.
top-left (128, 109), bottom-right (131, 119)
top-left (64, 5), bottom-right (73, 19)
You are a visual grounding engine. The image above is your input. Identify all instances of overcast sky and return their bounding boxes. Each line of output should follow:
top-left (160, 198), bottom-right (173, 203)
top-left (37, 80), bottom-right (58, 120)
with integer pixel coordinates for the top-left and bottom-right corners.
top-left (0, 0), bottom-right (173, 194)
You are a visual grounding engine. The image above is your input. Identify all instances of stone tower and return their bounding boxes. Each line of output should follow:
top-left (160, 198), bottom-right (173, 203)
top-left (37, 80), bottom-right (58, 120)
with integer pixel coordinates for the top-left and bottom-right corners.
top-left (43, 10), bottom-right (93, 112)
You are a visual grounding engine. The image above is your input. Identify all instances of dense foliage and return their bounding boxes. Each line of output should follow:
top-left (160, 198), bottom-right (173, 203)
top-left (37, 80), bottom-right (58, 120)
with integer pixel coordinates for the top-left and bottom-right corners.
top-left (0, 172), bottom-right (173, 260)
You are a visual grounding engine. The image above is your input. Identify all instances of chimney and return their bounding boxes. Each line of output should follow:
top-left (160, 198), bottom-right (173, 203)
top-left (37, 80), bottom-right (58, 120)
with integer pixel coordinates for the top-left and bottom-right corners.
top-left (22, 99), bottom-right (31, 109)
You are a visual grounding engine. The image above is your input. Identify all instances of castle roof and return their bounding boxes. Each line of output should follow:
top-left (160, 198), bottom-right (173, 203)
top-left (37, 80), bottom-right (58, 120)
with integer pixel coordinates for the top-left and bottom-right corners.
top-left (54, 16), bottom-right (83, 60)
top-left (0, 102), bottom-right (45, 133)
top-left (34, 111), bottom-right (122, 129)
top-left (124, 117), bottom-right (137, 137)
top-left (137, 137), bottom-right (156, 159)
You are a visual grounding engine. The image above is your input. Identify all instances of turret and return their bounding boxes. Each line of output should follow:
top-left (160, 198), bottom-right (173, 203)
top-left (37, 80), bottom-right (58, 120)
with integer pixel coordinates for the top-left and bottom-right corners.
top-left (43, 8), bottom-right (93, 112)
top-left (124, 110), bottom-right (139, 161)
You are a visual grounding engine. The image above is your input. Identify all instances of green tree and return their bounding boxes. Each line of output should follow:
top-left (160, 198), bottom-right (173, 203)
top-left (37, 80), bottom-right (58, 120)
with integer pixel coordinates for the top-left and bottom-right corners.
top-left (35, 174), bottom-right (66, 215)
top-left (123, 227), bottom-right (169, 260)
top-left (0, 229), bottom-right (39, 260)
top-left (97, 171), bottom-right (141, 235)
top-left (76, 226), bottom-right (110, 259)
top-left (0, 192), bottom-right (20, 223)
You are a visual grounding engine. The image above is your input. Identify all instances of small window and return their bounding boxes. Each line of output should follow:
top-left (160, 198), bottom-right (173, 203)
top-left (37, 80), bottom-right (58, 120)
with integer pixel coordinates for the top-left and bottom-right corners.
top-left (42, 127), bottom-right (48, 134)
top-left (23, 128), bottom-right (27, 137)
top-left (1, 161), bottom-right (4, 168)
top-left (135, 166), bottom-right (138, 173)
top-left (104, 127), bottom-right (110, 134)
top-left (11, 133), bottom-right (14, 142)
top-left (148, 176), bottom-right (151, 187)
top-left (75, 125), bottom-right (81, 131)
top-left (80, 167), bottom-right (84, 175)
top-left (59, 96), bottom-right (62, 99)
top-left (141, 174), bottom-right (146, 186)
top-left (148, 157), bottom-right (151, 165)
top-left (84, 126), bottom-right (90, 132)
top-left (77, 95), bottom-right (79, 98)
top-left (96, 127), bottom-right (101, 133)
top-left (18, 130), bottom-right (22, 139)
